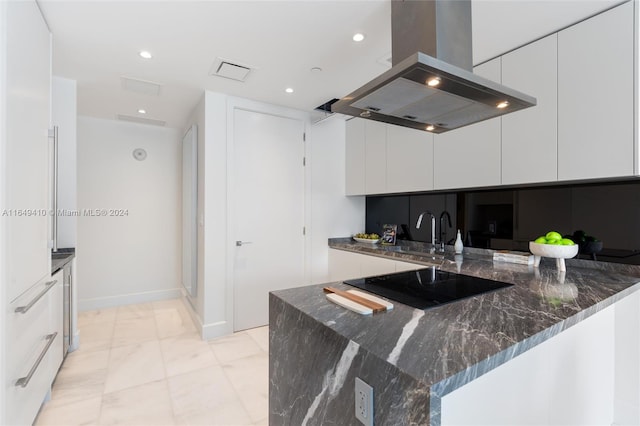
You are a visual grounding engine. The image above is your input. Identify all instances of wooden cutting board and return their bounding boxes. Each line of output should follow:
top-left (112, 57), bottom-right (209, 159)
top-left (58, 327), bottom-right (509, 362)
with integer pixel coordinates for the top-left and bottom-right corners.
top-left (324, 287), bottom-right (393, 315)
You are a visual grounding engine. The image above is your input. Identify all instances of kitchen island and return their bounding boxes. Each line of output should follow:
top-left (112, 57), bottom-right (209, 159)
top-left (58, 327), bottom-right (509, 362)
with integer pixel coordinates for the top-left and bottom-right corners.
top-left (269, 239), bottom-right (640, 425)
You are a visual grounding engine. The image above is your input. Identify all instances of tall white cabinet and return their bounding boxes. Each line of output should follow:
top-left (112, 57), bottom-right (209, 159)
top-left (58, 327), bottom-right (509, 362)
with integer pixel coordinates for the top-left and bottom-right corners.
top-left (52, 76), bottom-right (78, 248)
top-left (1, 2), bottom-right (61, 425)
top-left (5, 0), bottom-right (51, 302)
top-left (433, 59), bottom-right (502, 190)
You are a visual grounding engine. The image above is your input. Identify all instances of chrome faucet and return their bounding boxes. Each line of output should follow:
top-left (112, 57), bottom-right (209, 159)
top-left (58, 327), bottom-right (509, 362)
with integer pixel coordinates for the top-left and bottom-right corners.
top-left (416, 211), bottom-right (436, 247)
top-left (439, 211), bottom-right (452, 252)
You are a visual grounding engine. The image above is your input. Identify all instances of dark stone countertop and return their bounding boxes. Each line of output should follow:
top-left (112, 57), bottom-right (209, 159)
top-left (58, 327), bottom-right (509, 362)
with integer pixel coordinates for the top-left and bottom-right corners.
top-left (51, 248), bottom-right (75, 274)
top-left (271, 238), bottom-right (640, 422)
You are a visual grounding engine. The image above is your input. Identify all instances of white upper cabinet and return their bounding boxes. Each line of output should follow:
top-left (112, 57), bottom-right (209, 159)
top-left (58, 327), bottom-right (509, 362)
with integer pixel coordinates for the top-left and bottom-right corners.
top-left (386, 124), bottom-right (434, 193)
top-left (557, 1), bottom-right (634, 181)
top-left (5, 0), bottom-right (51, 301)
top-left (345, 118), bottom-right (434, 195)
top-left (364, 120), bottom-right (387, 195)
top-left (345, 2), bottom-right (636, 194)
top-left (502, 34), bottom-right (558, 185)
top-left (433, 59), bottom-right (502, 190)
top-left (345, 118), bottom-right (366, 196)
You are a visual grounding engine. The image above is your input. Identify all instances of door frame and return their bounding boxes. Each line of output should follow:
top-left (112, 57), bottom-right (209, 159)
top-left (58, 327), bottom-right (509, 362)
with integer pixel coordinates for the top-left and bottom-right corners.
top-left (225, 96), bottom-right (310, 332)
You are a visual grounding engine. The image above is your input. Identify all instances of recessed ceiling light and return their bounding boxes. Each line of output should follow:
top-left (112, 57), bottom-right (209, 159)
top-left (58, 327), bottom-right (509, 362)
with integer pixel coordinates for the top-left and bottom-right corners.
top-left (426, 125), bottom-right (435, 132)
top-left (285, 88), bottom-right (294, 93)
top-left (138, 109), bottom-right (146, 114)
top-left (139, 51), bottom-right (152, 59)
top-left (310, 67), bottom-right (322, 73)
top-left (360, 111), bottom-right (371, 118)
top-left (497, 101), bottom-right (510, 109)
top-left (427, 77), bottom-right (441, 87)
top-left (352, 33), bottom-right (365, 42)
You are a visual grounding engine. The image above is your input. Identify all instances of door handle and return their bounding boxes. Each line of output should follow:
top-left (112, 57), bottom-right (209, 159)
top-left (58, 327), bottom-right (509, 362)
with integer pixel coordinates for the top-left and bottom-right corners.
top-left (15, 280), bottom-right (57, 314)
top-left (236, 241), bottom-right (253, 247)
top-left (15, 332), bottom-right (57, 388)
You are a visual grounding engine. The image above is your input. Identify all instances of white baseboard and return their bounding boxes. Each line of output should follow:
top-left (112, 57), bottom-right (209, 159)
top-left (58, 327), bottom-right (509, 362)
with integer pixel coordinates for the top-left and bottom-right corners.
top-left (201, 320), bottom-right (233, 340)
top-left (177, 291), bottom-right (233, 341)
top-left (70, 331), bottom-right (80, 352)
top-left (78, 288), bottom-right (182, 311)
top-left (181, 300), bottom-right (233, 341)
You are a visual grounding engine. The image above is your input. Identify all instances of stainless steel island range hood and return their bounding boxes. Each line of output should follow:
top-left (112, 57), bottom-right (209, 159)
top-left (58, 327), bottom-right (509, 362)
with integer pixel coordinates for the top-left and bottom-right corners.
top-left (332, 0), bottom-right (536, 133)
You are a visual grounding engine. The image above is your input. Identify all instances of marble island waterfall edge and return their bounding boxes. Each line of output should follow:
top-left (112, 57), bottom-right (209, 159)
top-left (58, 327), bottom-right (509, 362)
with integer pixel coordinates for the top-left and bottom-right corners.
top-left (269, 240), bottom-right (640, 425)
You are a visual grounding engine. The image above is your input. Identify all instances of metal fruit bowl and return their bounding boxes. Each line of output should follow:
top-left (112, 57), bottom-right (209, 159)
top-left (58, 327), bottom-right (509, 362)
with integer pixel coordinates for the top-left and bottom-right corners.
top-left (529, 242), bottom-right (579, 272)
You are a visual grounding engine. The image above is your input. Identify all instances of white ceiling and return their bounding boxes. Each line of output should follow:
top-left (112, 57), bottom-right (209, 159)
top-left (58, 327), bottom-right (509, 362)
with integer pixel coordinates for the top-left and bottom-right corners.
top-left (38, 0), bottom-right (624, 130)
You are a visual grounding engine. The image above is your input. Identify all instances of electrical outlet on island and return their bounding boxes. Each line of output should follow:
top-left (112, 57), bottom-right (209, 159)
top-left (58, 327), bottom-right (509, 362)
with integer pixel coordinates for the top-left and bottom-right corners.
top-left (355, 377), bottom-right (374, 426)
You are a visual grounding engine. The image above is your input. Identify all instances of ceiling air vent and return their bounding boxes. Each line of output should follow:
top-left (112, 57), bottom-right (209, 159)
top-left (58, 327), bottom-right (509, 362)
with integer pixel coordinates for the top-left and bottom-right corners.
top-left (209, 57), bottom-right (252, 82)
top-left (121, 76), bottom-right (163, 96)
top-left (311, 98), bottom-right (340, 124)
top-left (117, 114), bottom-right (166, 127)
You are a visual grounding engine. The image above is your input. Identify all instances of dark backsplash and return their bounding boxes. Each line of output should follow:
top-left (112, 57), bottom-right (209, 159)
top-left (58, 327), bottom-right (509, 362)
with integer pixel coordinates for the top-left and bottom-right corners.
top-left (365, 180), bottom-right (640, 264)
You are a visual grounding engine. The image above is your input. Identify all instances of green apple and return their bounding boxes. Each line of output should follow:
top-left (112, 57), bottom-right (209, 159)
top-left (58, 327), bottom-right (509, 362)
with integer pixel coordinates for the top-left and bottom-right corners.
top-left (560, 238), bottom-right (574, 245)
top-left (545, 231), bottom-right (562, 242)
top-left (534, 236), bottom-right (547, 244)
top-left (547, 239), bottom-right (562, 245)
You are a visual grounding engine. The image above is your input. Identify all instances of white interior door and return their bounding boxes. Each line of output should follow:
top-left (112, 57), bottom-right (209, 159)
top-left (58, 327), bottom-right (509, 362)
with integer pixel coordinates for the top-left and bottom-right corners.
top-left (233, 109), bottom-right (305, 331)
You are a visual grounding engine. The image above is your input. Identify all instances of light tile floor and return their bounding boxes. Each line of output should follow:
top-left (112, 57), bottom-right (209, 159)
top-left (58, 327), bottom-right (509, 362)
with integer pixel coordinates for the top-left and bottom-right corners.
top-left (35, 299), bottom-right (269, 426)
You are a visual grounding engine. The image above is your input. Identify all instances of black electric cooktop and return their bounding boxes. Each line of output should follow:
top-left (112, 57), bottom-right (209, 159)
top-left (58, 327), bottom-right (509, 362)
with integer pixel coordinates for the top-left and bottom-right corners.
top-left (344, 268), bottom-right (513, 310)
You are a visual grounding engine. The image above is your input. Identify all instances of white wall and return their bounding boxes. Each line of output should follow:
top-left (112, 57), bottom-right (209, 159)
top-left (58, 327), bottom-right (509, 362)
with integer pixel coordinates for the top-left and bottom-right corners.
top-left (0, 1), bottom-right (8, 420)
top-left (182, 91), bottom-right (232, 338)
top-left (201, 91), bottom-right (228, 338)
top-left (309, 116), bottom-right (365, 285)
top-left (52, 76), bottom-right (77, 248)
top-left (198, 93), bottom-right (311, 339)
top-left (76, 116), bottom-right (181, 310)
top-left (181, 92), bottom-right (365, 339)
top-left (183, 95), bottom-right (207, 322)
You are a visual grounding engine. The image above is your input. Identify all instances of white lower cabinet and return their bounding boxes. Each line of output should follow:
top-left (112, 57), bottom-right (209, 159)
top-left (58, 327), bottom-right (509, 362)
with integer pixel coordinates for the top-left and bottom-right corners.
top-left (6, 272), bottom-right (63, 426)
top-left (360, 254), bottom-right (398, 277)
top-left (328, 249), bottom-right (422, 282)
top-left (49, 270), bottom-right (64, 376)
top-left (394, 260), bottom-right (422, 272)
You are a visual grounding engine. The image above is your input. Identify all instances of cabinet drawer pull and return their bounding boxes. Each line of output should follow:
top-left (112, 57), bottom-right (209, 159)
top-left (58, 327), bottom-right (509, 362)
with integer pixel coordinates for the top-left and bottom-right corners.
top-left (14, 280), bottom-right (57, 314)
top-left (15, 332), bottom-right (58, 388)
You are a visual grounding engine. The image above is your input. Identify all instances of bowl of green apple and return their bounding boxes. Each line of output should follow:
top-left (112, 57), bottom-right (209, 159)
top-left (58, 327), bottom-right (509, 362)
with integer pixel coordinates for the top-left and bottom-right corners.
top-left (529, 231), bottom-right (579, 271)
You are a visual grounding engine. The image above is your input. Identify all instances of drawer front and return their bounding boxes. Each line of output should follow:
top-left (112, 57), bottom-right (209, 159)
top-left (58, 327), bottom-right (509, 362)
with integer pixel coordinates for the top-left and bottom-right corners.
top-left (5, 333), bottom-right (59, 426)
top-left (6, 274), bottom-right (61, 425)
top-left (48, 275), bottom-right (64, 373)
